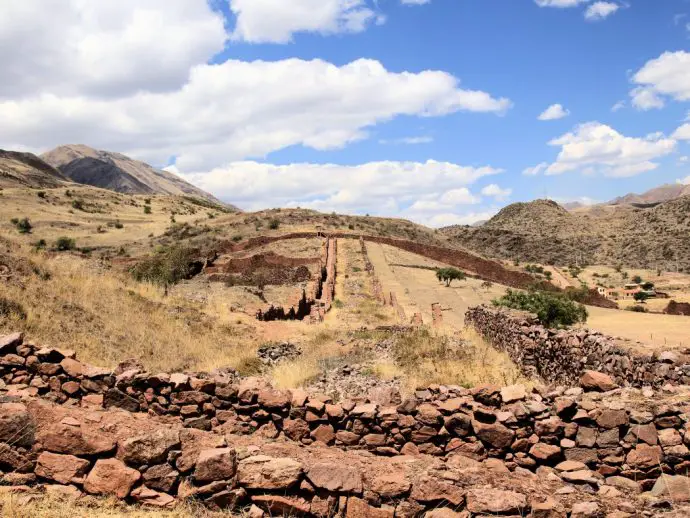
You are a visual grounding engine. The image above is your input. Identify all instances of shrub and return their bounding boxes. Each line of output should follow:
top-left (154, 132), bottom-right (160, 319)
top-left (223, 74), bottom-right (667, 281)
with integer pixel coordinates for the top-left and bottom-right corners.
top-left (626, 305), bottom-right (648, 313)
top-left (130, 246), bottom-right (201, 287)
top-left (435, 267), bottom-right (466, 287)
top-left (632, 275), bottom-right (643, 284)
top-left (54, 236), bottom-right (76, 251)
top-left (144, 206), bottom-right (152, 214)
top-left (348, 223), bottom-right (355, 230)
top-left (65, 189), bottom-right (72, 197)
top-left (492, 289), bottom-right (588, 328)
top-left (642, 282), bottom-right (655, 290)
top-left (114, 220), bottom-right (124, 229)
top-left (144, 198), bottom-right (151, 205)
top-left (34, 238), bottom-right (47, 250)
top-left (0, 297), bottom-right (27, 321)
top-left (13, 217), bottom-right (32, 234)
top-left (37, 191), bottom-right (46, 199)
top-left (268, 218), bottom-right (280, 230)
top-left (71, 199), bottom-right (84, 211)
top-left (232, 235), bottom-right (243, 242)
top-left (633, 292), bottom-right (650, 303)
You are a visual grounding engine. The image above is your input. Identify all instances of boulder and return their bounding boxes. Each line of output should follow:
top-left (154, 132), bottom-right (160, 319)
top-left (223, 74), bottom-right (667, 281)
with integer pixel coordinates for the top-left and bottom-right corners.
top-left (410, 476), bottom-right (465, 506)
top-left (580, 371), bottom-right (617, 392)
top-left (131, 486), bottom-right (176, 508)
top-left (530, 443), bottom-right (561, 462)
top-left (571, 501), bottom-right (600, 518)
top-left (651, 474), bottom-right (690, 502)
top-left (345, 497), bottom-right (394, 518)
top-left (118, 429), bottom-right (180, 466)
top-left (471, 420), bottom-right (514, 450)
top-left (142, 464), bottom-right (179, 493)
top-left (500, 384), bottom-right (527, 403)
top-left (626, 444), bottom-right (662, 470)
top-left (0, 332), bottom-right (23, 353)
top-left (39, 423), bottom-right (116, 456)
top-left (103, 388), bottom-right (140, 412)
top-left (466, 488), bottom-right (527, 514)
top-left (0, 403), bottom-right (35, 447)
top-left (176, 429), bottom-right (226, 473)
top-left (237, 455), bottom-right (303, 489)
top-left (251, 494), bottom-right (311, 516)
top-left (83, 458), bottom-right (141, 498)
top-left (35, 452), bottom-right (90, 484)
top-left (194, 448), bottom-right (237, 483)
top-left (307, 462), bottom-right (363, 493)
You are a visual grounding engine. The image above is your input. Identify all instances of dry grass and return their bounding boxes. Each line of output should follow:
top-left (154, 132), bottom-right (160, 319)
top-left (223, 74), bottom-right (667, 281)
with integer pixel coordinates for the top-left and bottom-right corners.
top-left (0, 493), bottom-right (246, 518)
top-left (381, 326), bottom-right (529, 392)
top-left (270, 330), bottom-right (342, 389)
top-left (0, 241), bottom-right (257, 372)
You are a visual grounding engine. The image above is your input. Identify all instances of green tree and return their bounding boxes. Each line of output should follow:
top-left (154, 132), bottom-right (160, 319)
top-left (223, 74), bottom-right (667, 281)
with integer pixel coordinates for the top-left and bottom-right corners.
top-left (632, 275), bottom-right (642, 284)
top-left (633, 291), bottom-right (650, 303)
top-left (492, 289), bottom-right (588, 328)
top-left (435, 267), bottom-right (467, 287)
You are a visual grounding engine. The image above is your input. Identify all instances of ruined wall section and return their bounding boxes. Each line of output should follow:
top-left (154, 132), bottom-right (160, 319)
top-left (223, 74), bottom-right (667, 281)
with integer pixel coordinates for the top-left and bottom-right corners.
top-left (466, 305), bottom-right (690, 387)
top-left (2, 331), bottom-right (690, 511)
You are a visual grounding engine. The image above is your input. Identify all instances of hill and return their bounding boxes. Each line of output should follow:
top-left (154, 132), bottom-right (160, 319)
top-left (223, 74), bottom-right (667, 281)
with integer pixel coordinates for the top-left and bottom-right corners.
top-left (0, 149), bottom-right (68, 188)
top-left (41, 144), bottom-right (236, 209)
top-left (441, 197), bottom-right (690, 271)
top-left (609, 183), bottom-right (690, 206)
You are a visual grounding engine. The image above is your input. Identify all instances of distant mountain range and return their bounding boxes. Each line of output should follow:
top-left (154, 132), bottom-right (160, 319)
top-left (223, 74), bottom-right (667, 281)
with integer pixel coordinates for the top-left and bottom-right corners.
top-left (1, 144), bottom-right (237, 210)
top-left (441, 196), bottom-right (690, 271)
top-left (608, 183), bottom-right (690, 206)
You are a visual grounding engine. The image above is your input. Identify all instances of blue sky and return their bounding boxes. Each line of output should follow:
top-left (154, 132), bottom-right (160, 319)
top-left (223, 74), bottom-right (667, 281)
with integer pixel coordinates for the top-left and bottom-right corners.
top-left (1, 1), bottom-right (689, 225)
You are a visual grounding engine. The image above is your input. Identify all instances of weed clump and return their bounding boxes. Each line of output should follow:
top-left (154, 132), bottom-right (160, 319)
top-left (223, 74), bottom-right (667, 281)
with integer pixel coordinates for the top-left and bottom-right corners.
top-left (493, 288), bottom-right (588, 328)
top-left (130, 246), bottom-right (201, 286)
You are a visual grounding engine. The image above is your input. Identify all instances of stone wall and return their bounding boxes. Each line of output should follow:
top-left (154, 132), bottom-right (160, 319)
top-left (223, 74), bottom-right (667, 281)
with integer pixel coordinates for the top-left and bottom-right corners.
top-left (3, 330), bottom-right (690, 508)
top-left (466, 305), bottom-right (690, 388)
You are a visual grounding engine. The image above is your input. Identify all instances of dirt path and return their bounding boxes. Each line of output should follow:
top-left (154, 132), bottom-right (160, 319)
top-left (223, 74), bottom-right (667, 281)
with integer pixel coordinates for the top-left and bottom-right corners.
top-left (366, 242), bottom-right (505, 330)
top-left (545, 266), bottom-right (574, 289)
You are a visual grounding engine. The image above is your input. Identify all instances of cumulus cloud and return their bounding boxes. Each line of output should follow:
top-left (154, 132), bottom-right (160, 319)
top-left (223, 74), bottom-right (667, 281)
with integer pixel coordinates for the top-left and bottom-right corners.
top-left (538, 103), bottom-right (570, 121)
top-left (379, 136), bottom-right (434, 145)
top-left (480, 184), bottom-right (512, 201)
top-left (677, 175), bottom-right (690, 185)
top-left (0, 57), bottom-right (512, 171)
top-left (522, 162), bottom-right (550, 176)
top-left (673, 123), bottom-right (690, 140)
top-left (0, 0), bottom-right (226, 99)
top-left (228, 0), bottom-right (385, 44)
top-left (630, 51), bottom-right (690, 110)
top-left (175, 159), bottom-right (505, 228)
top-left (543, 122), bottom-right (676, 177)
top-left (584, 2), bottom-right (620, 21)
top-left (535, 0), bottom-right (590, 7)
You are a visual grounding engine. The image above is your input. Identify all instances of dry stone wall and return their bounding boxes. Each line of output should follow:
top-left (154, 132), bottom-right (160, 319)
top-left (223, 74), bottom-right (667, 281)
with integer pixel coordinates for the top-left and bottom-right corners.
top-left (466, 305), bottom-right (690, 388)
top-left (3, 330), bottom-right (690, 510)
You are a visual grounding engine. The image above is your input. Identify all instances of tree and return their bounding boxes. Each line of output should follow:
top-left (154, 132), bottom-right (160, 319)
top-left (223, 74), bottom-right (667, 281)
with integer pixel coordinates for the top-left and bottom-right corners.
top-left (435, 267), bottom-right (466, 287)
top-left (492, 289), bottom-right (588, 328)
top-left (642, 282), bottom-right (655, 290)
top-left (632, 275), bottom-right (642, 284)
top-left (633, 292), bottom-right (650, 303)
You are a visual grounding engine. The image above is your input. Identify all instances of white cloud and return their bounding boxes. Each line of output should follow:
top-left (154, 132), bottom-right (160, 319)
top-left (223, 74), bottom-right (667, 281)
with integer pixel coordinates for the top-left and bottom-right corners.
top-left (673, 123), bottom-right (690, 140)
top-left (523, 162), bottom-right (549, 176)
top-left (538, 103), bottom-right (570, 121)
top-left (544, 122), bottom-right (676, 177)
top-left (630, 51), bottom-right (690, 110)
top-left (679, 156), bottom-right (689, 163)
top-left (677, 175), bottom-right (690, 185)
top-left (421, 211), bottom-right (498, 227)
top-left (401, 0), bottom-right (432, 4)
top-left (0, 57), bottom-right (511, 171)
top-left (0, 0), bottom-right (226, 99)
top-left (584, 2), bottom-right (620, 21)
top-left (535, 0), bottom-right (590, 7)
top-left (480, 184), bottom-right (512, 201)
top-left (179, 160), bottom-right (500, 226)
top-left (379, 136), bottom-right (434, 145)
top-left (611, 100), bottom-right (626, 112)
top-left (229, 0), bottom-right (385, 44)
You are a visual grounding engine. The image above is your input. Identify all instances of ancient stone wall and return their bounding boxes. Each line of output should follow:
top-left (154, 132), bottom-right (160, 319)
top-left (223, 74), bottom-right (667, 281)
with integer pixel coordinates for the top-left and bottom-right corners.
top-left (466, 305), bottom-right (690, 388)
top-left (3, 330), bottom-right (690, 510)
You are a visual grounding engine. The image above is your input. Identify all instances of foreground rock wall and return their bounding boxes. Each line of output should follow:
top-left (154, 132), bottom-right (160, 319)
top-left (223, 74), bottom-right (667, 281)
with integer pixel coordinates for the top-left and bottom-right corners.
top-left (466, 306), bottom-right (690, 388)
top-left (3, 330), bottom-right (690, 507)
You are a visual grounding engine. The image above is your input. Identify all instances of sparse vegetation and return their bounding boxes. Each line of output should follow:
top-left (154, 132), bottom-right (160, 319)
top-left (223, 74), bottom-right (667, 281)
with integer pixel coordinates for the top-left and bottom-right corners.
top-left (130, 246), bottom-right (201, 287)
top-left (144, 205), bottom-right (152, 214)
top-left (37, 190), bottom-right (46, 198)
top-left (0, 296), bottom-right (27, 321)
top-left (54, 236), bottom-right (76, 251)
top-left (493, 288), bottom-right (588, 328)
top-left (71, 199), bottom-right (85, 211)
top-left (268, 218), bottom-right (280, 230)
top-left (11, 217), bottom-right (32, 234)
top-left (435, 267), bottom-right (466, 287)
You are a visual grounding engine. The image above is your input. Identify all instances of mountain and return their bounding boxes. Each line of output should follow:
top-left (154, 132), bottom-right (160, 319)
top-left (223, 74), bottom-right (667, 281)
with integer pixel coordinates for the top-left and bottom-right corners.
top-left (441, 197), bottom-right (690, 271)
top-left (41, 145), bottom-right (236, 209)
top-left (609, 183), bottom-right (690, 206)
top-left (0, 149), bottom-right (68, 188)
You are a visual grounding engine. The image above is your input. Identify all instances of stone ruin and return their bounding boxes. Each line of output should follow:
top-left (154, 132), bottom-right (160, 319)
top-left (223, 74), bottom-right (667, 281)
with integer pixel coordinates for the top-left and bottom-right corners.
top-left (1, 330), bottom-right (690, 515)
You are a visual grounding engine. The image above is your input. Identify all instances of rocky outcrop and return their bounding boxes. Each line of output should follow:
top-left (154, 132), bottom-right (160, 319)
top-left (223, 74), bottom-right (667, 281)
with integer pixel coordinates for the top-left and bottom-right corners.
top-left (466, 305), bottom-right (690, 387)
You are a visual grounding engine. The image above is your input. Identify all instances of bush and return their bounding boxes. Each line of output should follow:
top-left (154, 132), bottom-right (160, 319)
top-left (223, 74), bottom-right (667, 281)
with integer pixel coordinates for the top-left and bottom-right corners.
top-left (268, 218), bottom-right (280, 230)
top-left (232, 234), bottom-right (243, 242)
top-left (626, 305), bottom-right (648, 313)
top-left (144, 206), bottom-right (152, 214)
top-left (0, 297), bottom-right (27, 320)
top-left (642, 282), bottom-right (655, 290)
top-left (71, 199), bottom-right (84, 211)
top-left (54, 236), bottom-right (76, 251)
top-left (435, 267), bottom-right (466, 287)
top-left (37, 191), bottom-right (46, 199)
top-left (144, 198), bottom-right (151, 205)
top-left (633, 291), bottom-right (650, 303)
top-left (130, 246), bottom-right (201, 286)
top-left (492, 289), bottom-right (588, 328)
top-left (12, 217), bottom-right (32, 234)
top-left (34, 238), bottom-right (47, 250)
top-left (632, 275), bottom-right (643, 284)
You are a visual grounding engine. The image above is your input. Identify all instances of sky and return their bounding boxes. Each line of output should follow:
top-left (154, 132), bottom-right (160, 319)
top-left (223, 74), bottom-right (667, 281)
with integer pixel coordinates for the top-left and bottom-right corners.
top-left (1, 0), bottom-right (689, 226)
